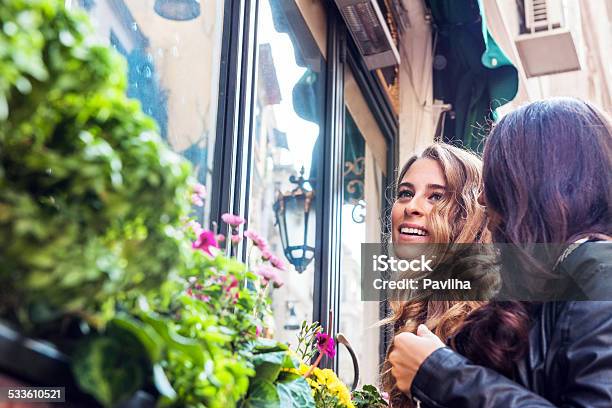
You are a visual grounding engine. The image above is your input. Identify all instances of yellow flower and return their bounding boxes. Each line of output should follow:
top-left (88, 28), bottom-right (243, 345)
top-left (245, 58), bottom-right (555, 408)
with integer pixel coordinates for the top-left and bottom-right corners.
top-left (301, 365), bottom-right (354, 408)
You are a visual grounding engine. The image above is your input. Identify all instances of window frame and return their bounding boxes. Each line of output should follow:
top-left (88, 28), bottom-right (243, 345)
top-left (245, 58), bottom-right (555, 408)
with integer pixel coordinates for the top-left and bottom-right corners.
top-left (209, 0), bottom-right (399, 369)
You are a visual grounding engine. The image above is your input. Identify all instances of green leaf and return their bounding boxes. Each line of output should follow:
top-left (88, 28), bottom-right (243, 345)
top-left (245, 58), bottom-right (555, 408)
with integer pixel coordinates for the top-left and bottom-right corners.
top-left (110, 314), bottom-right (163, 362)
top-left (241, 380), bottom-right (280, 408)
top-left (252, 351), bottom-right (286, 383)
top-left (277, 377), bottom-right (315, 408)
top-left (140, 312), bottom-right (205, 366)
top-left (153, 364), bottom-right (177, 400)
top-left (71, 333), bottom-right (148, 407)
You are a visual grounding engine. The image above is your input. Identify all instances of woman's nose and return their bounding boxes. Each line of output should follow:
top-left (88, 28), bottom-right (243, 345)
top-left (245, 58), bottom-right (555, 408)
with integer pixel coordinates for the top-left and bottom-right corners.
top-left (477, 191), bottom-right (486, 207)
top-left (404, 196), bottom-right (425, 216)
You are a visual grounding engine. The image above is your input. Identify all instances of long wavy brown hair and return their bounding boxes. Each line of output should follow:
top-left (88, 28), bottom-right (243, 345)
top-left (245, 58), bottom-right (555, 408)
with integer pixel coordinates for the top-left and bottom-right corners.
top-left (381, 143), bottom-right (492, 407)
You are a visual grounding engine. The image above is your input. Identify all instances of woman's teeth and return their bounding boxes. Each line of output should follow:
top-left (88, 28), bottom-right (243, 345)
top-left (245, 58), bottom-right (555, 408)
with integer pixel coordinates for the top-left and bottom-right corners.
top-left (400, 227), bottom-right (428, 236)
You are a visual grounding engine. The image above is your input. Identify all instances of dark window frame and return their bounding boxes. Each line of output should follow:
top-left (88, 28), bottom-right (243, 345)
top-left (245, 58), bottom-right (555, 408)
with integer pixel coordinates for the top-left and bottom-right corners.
top-left (210, 0), bottom-right (399, 369)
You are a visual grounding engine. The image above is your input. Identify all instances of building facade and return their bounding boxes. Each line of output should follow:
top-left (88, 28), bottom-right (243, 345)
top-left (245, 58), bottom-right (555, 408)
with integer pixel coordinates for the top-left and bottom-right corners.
top-left (76, 0), bottom-right (610, 389)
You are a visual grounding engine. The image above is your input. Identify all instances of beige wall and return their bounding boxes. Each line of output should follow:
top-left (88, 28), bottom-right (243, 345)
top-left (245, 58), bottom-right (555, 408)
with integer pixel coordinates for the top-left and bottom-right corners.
top-left (491, 0), bottom-right (612, 113)
top-left (398, 0), bottom-right (436, 167)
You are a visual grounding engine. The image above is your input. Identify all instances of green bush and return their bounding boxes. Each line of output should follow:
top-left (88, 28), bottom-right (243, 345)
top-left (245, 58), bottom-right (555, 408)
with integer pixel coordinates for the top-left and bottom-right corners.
top-left (0, 2), bottom-right (314, 407)
top-left (0, 0), bottom-right (192, 329)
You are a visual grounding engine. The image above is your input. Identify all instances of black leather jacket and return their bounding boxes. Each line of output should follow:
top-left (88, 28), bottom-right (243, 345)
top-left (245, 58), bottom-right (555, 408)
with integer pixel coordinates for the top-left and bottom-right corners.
top-left (410, 242), bottom-right (612, 407)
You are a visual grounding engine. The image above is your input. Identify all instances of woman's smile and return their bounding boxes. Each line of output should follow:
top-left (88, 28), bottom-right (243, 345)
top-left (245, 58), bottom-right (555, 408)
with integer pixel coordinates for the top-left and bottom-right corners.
top-left (391, 158), bottom-right (446, 244)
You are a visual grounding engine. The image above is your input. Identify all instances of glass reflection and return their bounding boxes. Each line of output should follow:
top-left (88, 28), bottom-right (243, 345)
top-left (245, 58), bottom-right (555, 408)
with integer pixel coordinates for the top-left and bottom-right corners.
top-left (247, 0), bottom-right (326, 344)
top-left (78, 0), bottom-right (224, 221)
top-left (337, 89), bottom-right (386, 387)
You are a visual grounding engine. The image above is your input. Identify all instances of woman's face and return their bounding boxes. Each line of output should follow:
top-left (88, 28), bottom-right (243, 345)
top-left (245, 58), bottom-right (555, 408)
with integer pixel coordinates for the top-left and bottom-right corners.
top-left (392, 158), bottom-right (446, 244)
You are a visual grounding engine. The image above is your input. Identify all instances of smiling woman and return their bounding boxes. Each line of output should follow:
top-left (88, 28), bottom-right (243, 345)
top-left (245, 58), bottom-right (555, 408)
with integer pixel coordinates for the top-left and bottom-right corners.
top-left (393, 144), bottom-right (489, 245)
top-left (382, 142), bottom-right (492, 407)
top-left (392, 158), bottom-right (447, 243)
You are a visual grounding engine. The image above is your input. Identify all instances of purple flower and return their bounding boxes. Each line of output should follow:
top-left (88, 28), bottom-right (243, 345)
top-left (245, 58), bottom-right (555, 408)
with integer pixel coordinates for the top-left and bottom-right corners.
top-left (255, 265), bottom-right (284, 288)
top-left (316, 332), bottom-right (336, 358)
top-left (192, 230), bottom-right (219, 256)
top-left (244, 229), bottom-right (268, 250)
top-left (221, 213), bottom-right (246, 226)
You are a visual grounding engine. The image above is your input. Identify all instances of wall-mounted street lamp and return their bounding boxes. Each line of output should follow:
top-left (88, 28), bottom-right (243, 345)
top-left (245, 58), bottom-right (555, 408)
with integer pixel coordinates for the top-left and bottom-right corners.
top-left (154, 0), bottom-right (200, 21)
top-left (273, 167), bottom-right (316, 273)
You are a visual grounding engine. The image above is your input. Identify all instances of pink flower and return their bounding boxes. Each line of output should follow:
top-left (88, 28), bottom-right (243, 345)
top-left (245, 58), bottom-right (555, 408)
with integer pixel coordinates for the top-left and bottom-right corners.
top-left (244, 229), bottom-right (268, 250)
top-left (269, 255), bottom-right (285, 271)
top-left (216, 234), bottom-right (226, 242)
top-left (255, 265), bottom-right (284, 288)
top-left (192, 230), bottom-right (219, 255)
top-left (316, 332), bottom-right (336, 358)
top-left (193, 183), bottom-right (207, 198)
top-left (225, 276), bottom-right (239, 291)
top-left (191, 183), bottom-right (206, 206)
top-left (191, 193), bottom-right (204, 207)
top-left (186, 220), bottom-right (203, 236)
top-left (230, 233), bottom-right (242, 245)
top-left (256, 326), bottom-right (262, 337)
top-left (261, 249), bottom-right (273, 260)
top-left (221, 213), bottom-right (246, 226)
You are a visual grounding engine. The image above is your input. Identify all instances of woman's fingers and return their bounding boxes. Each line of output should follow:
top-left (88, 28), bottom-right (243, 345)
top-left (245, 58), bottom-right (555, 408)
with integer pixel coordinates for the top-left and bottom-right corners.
top-left (389, 327), bottom-right (445, 393)
top-left (417, 324), bottom-right (446, 347)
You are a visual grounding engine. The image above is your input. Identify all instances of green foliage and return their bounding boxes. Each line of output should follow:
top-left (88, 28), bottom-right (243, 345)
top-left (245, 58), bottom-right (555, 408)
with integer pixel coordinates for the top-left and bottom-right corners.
top-left (241, 339), bottom-right (314, 408)
top-left (277, 377), bottom-right (315, 408)
top-left (72, 318), bottom-right (152, 406)
top-left (0, 0), bottom-right (192, 329)
top-left (0, 2), bottom-right (321, 407)
top-left (295, 321), bottom-right (322, 362)
top-left (351, 385), bottom-right (388, 408)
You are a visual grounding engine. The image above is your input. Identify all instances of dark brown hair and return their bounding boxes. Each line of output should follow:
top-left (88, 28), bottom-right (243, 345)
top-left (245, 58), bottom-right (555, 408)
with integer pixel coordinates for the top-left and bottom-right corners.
top-left (455, 98), bottom-right (611, 380)
top-left (483, 97), bottom-right (611, 244)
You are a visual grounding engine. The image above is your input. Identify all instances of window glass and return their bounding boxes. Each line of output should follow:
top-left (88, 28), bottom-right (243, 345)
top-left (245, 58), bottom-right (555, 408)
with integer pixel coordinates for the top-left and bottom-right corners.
top-left (77, 0), bottom-right (224, 221)
top-left (337, 66), bottom-right (387, 387)
top-left (247, 0), bottom-right (326, 344)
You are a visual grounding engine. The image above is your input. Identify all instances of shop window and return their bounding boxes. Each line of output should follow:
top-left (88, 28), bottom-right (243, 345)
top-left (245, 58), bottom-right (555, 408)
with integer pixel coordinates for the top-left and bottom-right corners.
top-left (337, 66), bottom-right (388, 388)
top-left (247, 0), bottom-right (327, 345)
top-left (77, 0), bottom-right (224, 221)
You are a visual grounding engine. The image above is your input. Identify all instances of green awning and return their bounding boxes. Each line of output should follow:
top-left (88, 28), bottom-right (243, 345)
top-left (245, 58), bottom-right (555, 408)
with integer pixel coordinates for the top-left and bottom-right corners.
top-left (427, 0), bottom-right (518, 151)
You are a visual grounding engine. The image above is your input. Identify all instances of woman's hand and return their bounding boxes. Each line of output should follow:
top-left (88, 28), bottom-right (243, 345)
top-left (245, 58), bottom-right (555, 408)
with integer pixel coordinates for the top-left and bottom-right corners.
top-left (389, 324), bottom-right (446, 393)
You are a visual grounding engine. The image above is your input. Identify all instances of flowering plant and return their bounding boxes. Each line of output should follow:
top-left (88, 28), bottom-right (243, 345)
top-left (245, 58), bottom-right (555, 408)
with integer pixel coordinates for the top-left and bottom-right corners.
top-left (288, 321), bottom-right (354, 408)
top-left (0, 3), bottom-right (361, 407)
top-left (351, 385), bottom-right (389, 408)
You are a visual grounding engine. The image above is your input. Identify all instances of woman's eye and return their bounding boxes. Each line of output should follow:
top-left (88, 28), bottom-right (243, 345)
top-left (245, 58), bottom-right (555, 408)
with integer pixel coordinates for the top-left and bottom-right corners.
top-left (398, 190), bottom-right (414, 199)
top-left (430, 192), bottom-right (444, 201)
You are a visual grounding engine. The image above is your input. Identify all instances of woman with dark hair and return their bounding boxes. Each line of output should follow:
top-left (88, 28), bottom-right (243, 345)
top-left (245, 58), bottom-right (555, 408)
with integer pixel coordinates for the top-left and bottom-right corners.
top-left (388, 97), bottom-right (612, 407)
